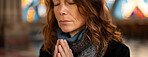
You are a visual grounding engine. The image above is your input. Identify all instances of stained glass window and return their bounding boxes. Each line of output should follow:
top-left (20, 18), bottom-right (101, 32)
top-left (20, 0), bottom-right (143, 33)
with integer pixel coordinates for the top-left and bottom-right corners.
top-left (113, 0), bottom-right (148, 19)
top-left (21, 0), bottom-right (46, 23)
top-left (105, 0), bottom-right (115, 9)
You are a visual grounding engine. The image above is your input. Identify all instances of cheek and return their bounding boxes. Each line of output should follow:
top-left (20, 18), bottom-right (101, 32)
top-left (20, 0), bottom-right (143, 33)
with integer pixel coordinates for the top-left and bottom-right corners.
top-left (76, 19), bottom-right (85, 27)
top-left (75, 13), bottom-right (85, 25)
top-left (54, 8), bottom-right (59, 20)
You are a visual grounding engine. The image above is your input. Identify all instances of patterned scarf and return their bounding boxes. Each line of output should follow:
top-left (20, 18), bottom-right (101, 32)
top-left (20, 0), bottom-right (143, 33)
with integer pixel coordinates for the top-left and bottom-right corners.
top-left (57, 28), bottom-right (85, 42)
top-left (55, 28), bottom-right (104, 57)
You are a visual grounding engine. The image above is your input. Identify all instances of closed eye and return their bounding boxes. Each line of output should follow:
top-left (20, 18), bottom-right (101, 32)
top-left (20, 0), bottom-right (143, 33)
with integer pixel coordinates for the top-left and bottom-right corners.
top-left (69, 3), bottom-right (75, 5)
top-left (54, 3), bottom-right (60, 6)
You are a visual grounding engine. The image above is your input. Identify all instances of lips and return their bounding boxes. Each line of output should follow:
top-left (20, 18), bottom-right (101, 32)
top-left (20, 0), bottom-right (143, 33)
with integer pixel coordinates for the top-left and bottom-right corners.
top-left (59, 20), bottom-right (71, 24)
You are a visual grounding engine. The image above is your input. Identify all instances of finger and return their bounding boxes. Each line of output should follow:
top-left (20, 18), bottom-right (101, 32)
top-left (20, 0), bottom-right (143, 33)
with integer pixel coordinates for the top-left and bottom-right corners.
top-left (60, 39), bottom-right (70, 53)
top-left (63, 39), bottom-right (72, 55)
top-left (58, 45), bottom-right (66, 57)
top-left (54, 39), bottom-right (60, 57)
top-left (58, 53), bottom-right (61, 57)
top-left (63, 39), bottom-right (70, 49)
top-left (53, 45), bottom-right (58, 57)
top-left (64, 40), bottom-right (74, 57)
top-left (56, 39), bottom-right (60, 46)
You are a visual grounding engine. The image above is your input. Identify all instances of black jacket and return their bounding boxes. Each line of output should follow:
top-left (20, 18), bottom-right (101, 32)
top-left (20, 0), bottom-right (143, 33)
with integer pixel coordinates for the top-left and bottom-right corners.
top-left (103, 40), bottom-right (130, 57)
top-left (39, 40), bottom-right (130, 57)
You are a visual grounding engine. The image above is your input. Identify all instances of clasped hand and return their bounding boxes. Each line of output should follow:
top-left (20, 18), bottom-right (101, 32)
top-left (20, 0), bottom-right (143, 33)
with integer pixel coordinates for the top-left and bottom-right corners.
top-left (54, 39), bottom-right (74, 57)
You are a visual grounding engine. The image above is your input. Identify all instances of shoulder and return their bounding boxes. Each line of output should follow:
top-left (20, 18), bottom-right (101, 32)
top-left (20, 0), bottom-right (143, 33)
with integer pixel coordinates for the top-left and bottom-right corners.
top-left (103, 40), bottom-right (130, 57)
top-left (39, 45), bottom-right (53, 57)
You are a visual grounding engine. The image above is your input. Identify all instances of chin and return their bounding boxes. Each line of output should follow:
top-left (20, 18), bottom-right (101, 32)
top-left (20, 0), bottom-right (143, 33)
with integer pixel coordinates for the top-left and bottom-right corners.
top-left (61, 28), bottom-right (74, 33)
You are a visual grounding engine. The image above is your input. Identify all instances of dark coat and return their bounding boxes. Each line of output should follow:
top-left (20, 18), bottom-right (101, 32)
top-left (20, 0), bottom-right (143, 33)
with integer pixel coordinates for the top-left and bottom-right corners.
top-left (103, 40), bottom-right (130, 57)
top-left (39, 40), bottom-right (130, 57)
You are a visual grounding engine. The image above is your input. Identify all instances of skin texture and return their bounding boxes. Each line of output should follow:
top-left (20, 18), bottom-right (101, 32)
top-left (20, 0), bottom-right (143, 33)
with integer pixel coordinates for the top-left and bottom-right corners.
top-left (42, 0), bottom-right (123, 56)
top-left (53, 0), bottom-right (85, 37)
top-left (54, 39), bottom-right (74, 57)
top-left (53, 0), bottom-right (85, 57)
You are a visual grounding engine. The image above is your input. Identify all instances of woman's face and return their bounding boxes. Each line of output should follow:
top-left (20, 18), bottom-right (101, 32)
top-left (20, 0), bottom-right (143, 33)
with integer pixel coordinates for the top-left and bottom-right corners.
top-left (53, 0), bottom-right (85, 33)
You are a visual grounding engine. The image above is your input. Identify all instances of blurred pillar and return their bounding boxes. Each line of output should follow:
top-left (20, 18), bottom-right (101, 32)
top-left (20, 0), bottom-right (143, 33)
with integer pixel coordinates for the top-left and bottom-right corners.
top-left (0, 0), bottom-right (5, 48)
top-left (0, 17), bottom-right (5, 48)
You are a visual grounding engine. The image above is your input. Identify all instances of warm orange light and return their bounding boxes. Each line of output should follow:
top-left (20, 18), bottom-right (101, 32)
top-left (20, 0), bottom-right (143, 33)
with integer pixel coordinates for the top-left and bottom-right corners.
top-left (21, 0), bottom-right (27, 6)
top-left (27, 7), bottom-right (35, 23)
top-left (138, 1), bottom-right (148, 18)
top-left (122, 0), bottom-right (148, 19)
top-left (39, 0), bottom-right (45, 5)
top-left (21, 0), bottom-right (32, 8)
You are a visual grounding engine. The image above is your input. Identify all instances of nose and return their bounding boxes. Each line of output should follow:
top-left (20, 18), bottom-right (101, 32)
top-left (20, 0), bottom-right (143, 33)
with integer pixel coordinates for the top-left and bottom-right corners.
top-left (59, 4), bottom-right (68, 15)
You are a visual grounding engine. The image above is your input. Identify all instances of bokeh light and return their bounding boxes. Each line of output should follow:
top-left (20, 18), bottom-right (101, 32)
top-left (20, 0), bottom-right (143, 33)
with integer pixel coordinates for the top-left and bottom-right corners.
top-left (21, 0), bottom-right (46, 23)
top-left (113, 0), bottom-right (148, 19)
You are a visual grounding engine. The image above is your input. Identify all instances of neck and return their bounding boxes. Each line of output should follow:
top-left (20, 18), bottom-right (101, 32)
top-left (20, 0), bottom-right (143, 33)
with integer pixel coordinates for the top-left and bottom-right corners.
top-left (69, 26), bottom-right (84, 37)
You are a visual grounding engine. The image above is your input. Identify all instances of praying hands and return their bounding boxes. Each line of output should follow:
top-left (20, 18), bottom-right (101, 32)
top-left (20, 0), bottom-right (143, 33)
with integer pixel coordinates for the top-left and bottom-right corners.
top-left (54, 39), bottom-right (74, 57)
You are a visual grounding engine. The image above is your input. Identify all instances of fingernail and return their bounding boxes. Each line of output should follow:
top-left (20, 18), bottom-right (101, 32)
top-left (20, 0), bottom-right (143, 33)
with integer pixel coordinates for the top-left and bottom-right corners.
top-left (59, 45), bottom-right (61, 48)
top-left (64, 39), bottom-right (67, 42)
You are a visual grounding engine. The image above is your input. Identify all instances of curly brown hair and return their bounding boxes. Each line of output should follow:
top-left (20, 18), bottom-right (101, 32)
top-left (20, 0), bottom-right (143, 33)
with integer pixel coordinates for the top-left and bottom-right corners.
top-left (42, 0), bottom-right (123, 56)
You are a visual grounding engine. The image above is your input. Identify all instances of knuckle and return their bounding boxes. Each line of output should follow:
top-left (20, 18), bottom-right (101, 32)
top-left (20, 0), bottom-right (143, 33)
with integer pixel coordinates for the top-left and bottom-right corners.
top-left (70, 49), bottom-right (72, 52)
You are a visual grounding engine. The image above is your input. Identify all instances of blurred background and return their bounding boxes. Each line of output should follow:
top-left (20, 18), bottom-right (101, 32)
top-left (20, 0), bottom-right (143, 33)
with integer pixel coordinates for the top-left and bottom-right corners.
top-left (0, 0), bottom-right (148, 57)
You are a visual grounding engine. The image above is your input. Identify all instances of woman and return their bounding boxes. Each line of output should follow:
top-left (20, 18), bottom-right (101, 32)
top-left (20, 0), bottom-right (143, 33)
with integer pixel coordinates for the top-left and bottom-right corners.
top-left (39, 0), bottom-right (130, 57)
